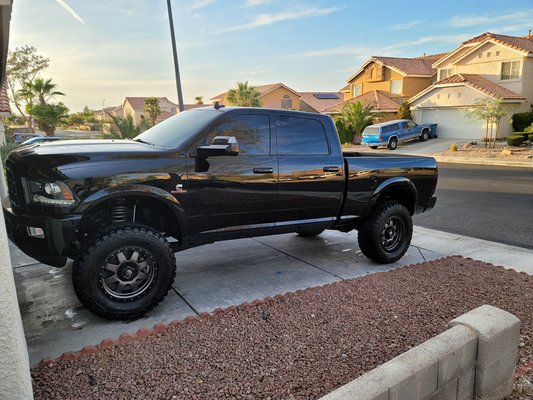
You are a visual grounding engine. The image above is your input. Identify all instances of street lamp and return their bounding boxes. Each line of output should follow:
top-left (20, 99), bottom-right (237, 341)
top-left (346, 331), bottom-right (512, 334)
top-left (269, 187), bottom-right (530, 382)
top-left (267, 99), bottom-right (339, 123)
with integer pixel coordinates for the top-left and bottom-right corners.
top-left (166, 0), bottom-right (185, 112)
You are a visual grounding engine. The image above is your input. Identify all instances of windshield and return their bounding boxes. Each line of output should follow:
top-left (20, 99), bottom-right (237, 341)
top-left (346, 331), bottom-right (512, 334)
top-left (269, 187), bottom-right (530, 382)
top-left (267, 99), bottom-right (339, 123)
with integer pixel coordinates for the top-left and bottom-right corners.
top-left (134, 108), bottom-right (222, 148)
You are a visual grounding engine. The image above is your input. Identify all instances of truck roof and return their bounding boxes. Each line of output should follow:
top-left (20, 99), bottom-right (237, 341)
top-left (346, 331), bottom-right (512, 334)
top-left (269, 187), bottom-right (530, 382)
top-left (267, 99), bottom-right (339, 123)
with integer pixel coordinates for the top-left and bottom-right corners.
top-left (190, 105), bottom-right (331, 119)
top-left (369, 119), bottom-right (411, 127)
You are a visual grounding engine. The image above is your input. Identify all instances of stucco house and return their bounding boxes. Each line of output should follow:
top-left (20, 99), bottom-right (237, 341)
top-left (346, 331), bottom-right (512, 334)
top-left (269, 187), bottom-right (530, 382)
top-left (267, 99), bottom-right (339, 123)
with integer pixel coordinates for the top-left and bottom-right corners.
top-left (210, 83), bottom-right (302, 110)
top-left (323, 90), bottom-right (402, 121)
top-left (0, 82), bottom-right (10, 144)
top-left (298, 92), bottom-right (344, 113)
top-left (122, 96), bottom-right (179, 126)
top-left (410, 32), bottom-right (532, 139)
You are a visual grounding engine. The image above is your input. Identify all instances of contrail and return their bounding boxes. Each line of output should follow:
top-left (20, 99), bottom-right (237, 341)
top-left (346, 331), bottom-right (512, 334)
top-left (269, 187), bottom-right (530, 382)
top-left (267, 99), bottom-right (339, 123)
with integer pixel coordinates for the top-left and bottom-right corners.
top-left (55, 0), bottom-right (85, 25)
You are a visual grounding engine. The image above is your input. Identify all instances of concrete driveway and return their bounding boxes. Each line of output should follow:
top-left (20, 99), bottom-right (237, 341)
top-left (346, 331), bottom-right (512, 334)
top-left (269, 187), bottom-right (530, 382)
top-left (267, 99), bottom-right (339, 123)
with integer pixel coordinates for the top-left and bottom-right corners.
top-left (11, 225), bottom-right (533, 365)
top-left (11, 230), bottom-right (439, 365)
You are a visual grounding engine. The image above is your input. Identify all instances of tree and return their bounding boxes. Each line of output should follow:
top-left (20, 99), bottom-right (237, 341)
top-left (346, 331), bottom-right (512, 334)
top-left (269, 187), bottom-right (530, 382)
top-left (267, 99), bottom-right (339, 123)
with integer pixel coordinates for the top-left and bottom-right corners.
top-left (226, 81), bottom-right (261, 107)
top-left (107, 113), bottom-right (151, 139)
top-left (18, 78), bottom-right (64, 106)
top-left (81, 105), bottom-right (97, 123)
top-left (67, 113), bottom-right (85, 130)
top-left (397, 100), bottom-right (412, 120)
top-left (144, 97), bottom-right (161, 125)
top-left (28, 102), bottom-right (69, 136)
top-left (467, 98), bottom-right (509, 148)
top-left (195, 96), bottom-right (204, 105)
top-left (334, 101), bottom-right (384, 144)
top-left (6, 46), bottom-right (49, 129)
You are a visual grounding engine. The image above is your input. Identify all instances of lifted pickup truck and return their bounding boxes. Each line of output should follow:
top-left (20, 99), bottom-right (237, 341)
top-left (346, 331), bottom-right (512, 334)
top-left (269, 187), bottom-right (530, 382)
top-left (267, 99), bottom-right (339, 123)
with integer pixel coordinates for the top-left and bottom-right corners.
top-left (3, 106), bottom-right (437, 319)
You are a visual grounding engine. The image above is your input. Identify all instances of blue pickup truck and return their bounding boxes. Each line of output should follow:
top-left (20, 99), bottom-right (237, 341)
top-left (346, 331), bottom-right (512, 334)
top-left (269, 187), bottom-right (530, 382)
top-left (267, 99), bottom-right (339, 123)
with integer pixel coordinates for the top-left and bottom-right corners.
top-left (361, 119), bottom-right (437, 150)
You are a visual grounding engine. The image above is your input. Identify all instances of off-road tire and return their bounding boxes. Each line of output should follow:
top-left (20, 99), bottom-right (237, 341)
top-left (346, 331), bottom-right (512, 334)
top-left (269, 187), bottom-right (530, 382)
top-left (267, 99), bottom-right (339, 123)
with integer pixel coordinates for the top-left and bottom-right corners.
top-left (296, 229), bottom-right (325, 238)
top-left (388, 138), bottom-right (398, 150)
top-left (419, 129), bottom-right (429, 142)
top-left (72, 225), bottom-right (176, 319)
top-left (357, 201), bottom-right (412, 263)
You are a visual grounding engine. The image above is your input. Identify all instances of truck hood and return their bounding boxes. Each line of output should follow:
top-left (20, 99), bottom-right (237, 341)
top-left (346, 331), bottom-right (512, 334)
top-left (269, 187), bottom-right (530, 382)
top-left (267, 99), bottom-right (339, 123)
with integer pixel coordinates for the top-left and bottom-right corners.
top-left (14, 139), bottom-right (162, 157)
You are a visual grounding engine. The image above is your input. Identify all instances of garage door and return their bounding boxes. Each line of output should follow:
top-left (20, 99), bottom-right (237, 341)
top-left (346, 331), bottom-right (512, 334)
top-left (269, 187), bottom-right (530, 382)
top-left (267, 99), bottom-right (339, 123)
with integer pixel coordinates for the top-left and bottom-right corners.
top-left (420, 108), bottom-right (484, 140)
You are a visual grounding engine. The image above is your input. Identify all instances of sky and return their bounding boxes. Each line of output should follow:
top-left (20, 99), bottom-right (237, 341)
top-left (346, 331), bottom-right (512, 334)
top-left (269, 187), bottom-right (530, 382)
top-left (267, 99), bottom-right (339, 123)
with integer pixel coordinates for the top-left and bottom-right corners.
top-left (8, 0), bottom-right (533, 112)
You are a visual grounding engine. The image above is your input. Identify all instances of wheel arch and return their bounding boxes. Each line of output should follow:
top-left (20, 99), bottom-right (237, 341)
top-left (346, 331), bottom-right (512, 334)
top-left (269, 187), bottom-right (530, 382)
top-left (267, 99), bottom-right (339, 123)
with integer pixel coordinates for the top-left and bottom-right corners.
top-left (370, 178), bottom-right (418, 215)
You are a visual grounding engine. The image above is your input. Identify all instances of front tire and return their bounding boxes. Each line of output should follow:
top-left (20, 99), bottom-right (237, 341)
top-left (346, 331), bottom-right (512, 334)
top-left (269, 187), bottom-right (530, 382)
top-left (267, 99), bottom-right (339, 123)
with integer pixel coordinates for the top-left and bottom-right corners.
top-left (72, 225), bottom-right (176, 319)
top-left (357, 202), bottom-right (413, 263)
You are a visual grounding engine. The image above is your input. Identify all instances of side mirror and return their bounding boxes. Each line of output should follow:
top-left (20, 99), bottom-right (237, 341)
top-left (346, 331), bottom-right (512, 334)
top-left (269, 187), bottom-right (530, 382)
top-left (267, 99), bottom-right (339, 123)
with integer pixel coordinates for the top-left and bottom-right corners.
top-left (196, 136), bottom-right (239, 157)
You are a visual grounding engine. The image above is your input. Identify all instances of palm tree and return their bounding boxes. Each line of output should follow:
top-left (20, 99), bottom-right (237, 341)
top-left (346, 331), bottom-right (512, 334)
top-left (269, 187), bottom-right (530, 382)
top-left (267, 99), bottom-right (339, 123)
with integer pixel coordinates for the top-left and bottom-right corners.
top-left (144, 97), bottom-right (161, 125)
top-left (334, 101), bottom-right (384, 144)
top-left (226, 81), bottom-right (261, 107)
top-left (194, 96), bottom-right (203, 105)
top-left (19, 78), bottom-right (64, 106)
top-left (107, 113), bottom-right (151, 139)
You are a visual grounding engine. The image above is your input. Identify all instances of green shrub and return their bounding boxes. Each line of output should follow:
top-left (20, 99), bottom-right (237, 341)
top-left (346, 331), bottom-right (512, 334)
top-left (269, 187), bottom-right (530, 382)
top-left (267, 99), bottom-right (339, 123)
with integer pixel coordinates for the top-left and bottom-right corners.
top-left (450, 143), bottom-right (458, 151)
top-left (506, 135), bottom-right (525, 146)
top-left (1, 143), bottom-right (20, 167)
top-left (513, 132), bottom-right (530, 140)
top-left (511, 112), bottom-right (533, 132)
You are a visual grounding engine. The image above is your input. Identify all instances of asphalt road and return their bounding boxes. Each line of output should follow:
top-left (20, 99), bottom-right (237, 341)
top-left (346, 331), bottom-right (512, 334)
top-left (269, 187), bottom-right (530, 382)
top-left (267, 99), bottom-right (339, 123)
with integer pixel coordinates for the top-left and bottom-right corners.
top-left (414, 163), bottom-right (533, 250)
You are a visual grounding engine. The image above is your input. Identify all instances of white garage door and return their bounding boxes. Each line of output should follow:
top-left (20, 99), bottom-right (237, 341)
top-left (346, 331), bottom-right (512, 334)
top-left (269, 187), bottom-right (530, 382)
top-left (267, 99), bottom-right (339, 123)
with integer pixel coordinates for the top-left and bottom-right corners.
top-left (420, 108), bottom-right (484, 140)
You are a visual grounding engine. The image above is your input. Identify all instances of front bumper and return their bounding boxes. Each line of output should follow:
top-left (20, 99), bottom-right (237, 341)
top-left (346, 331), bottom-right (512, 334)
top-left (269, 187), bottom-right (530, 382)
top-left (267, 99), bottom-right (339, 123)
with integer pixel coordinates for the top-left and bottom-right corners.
top-left (3, 206), bottom-right (81, 267)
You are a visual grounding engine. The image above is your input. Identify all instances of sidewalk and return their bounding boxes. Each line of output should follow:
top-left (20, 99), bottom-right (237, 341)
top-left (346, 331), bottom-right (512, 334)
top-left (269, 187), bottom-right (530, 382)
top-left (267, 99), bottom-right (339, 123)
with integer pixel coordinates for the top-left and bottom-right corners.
top-left (10, 226), bottom-right (533, 365)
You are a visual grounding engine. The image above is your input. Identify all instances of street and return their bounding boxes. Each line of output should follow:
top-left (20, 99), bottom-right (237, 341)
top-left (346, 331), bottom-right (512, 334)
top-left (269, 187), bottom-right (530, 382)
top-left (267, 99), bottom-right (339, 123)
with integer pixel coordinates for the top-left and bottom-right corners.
top-left (414, 163), bottom-right (533, 250)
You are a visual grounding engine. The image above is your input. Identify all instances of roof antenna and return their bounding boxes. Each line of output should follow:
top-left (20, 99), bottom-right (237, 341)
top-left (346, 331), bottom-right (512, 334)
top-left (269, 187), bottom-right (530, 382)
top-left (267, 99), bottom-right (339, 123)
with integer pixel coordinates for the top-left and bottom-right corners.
top-left (214, 101), bottom-right (225, 110)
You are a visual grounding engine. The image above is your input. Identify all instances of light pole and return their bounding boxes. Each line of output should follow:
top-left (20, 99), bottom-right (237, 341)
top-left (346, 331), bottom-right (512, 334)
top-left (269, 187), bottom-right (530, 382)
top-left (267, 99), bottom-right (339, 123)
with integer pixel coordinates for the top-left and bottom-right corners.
top-left (166, 0), bottom-right (185, 112)
top-left (102, 98), bottom-right (105, 120)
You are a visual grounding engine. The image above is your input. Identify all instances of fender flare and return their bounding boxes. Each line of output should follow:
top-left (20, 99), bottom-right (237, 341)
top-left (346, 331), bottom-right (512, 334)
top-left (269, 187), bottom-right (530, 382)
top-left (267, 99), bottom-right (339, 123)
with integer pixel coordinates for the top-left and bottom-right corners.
top-left (74, 184), bottom-right (187, 237)
top-left (369, 177), bottom-right (418, 214)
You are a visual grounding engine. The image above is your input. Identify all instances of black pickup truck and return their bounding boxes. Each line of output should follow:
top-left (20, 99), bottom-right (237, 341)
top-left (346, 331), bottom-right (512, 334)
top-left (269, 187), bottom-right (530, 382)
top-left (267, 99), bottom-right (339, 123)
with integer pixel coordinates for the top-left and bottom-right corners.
top-left (3, 106), bottom-right (437, 319)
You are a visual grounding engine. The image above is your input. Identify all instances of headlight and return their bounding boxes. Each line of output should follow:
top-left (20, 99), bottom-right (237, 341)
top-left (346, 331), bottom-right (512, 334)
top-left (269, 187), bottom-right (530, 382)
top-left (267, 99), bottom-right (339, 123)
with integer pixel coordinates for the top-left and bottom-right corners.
top-left (29, 180), bottom-right (77, 206)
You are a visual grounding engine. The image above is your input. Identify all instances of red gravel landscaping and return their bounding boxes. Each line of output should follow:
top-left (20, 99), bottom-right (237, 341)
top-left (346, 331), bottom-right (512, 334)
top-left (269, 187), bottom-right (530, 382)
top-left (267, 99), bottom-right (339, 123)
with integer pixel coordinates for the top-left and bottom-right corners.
top-left (31, 256), bottom-right (533, 399)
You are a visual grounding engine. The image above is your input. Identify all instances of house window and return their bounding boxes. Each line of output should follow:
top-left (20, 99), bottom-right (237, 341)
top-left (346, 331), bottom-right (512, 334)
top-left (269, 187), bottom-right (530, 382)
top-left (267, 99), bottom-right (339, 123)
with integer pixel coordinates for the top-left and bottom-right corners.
top-left (352, 84), bottom-right (362, 97)
top-left (487, 52), bottom-right (491, 57)
top-left (281, 95), bottom-right (292, 109)
top-left (478, 54), bottom-right (482, 58)
top-left (501, 61), bottom-right (521, 80)
top-left (440, 68), bottom-right (454, 80)
top-left (496, 51), bottom-right (500, 56)
top-left (370, 68), bottom-right (374, 79)
top-left (390, 80), bottom-right (402, 94)
top-left (458, 93), bottom-right (461, 98)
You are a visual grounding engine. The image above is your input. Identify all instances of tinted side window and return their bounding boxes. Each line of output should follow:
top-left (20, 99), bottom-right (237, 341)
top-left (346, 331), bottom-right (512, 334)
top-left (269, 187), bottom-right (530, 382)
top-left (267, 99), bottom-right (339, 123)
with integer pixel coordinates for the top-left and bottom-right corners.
top-left (277, 116), bottom-right (329, 155)
top-left (383, 125), bottom-right (390, 133)
top-left (407, 121), bottom-right (416, 128)
top-left (391, 123), bottom-right (400, 131)
top-left (207, 114), bottom-right (270, 155)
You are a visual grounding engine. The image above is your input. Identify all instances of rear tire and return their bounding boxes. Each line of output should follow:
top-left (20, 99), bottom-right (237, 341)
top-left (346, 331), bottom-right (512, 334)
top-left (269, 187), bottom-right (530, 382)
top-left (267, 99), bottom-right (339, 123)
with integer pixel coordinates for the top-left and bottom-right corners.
top-left (296, 229), bottom-right (325, 238)
top-left (72, 225), bottom-right (176, 319)
top-left (388, 138), bottom-right (398, 150)
top-left (369, 146), bottom-right (378, 149)
top-left (419, 129), bottom-right (429, 142)
top-left (357, 202), bottom-right (412, 263)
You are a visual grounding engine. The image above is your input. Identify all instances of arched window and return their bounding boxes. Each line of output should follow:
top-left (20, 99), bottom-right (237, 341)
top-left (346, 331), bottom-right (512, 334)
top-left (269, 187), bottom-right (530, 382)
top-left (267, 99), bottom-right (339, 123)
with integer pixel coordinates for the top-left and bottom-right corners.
top-left (281, 95), bottom-right (292, 109)
top-left (370, 68), bottom-right (374, 79)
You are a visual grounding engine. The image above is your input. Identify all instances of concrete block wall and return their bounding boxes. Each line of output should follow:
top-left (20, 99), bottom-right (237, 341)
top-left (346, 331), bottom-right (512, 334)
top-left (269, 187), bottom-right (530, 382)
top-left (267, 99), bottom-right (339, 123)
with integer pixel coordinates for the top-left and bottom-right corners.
top-left (321, 305), bottom-right (520, 400)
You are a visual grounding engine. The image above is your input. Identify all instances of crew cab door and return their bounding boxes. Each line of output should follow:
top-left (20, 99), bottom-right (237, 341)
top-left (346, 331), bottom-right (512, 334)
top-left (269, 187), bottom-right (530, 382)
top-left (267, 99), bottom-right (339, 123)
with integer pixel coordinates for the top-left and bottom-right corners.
top-left (185, 112), bottom-right (278, 235)
top-left (402, 120), bottom-right (418, 140)
top-left (275, 114), bottom-right (344, 225)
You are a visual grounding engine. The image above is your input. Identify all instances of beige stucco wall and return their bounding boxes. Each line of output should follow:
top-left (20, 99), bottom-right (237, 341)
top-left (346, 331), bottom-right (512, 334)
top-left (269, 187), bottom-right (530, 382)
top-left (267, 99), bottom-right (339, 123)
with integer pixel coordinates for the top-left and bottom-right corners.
top-left (411, 85), bottom-right (526, 137)
top-left (438, 42), bottom-right (525, 95)
top-left (520, 57), bottom-right (533, 107)
top-left (124, 99), bottom-right (178, 125)
top-left (261, 87), bottom-right (300, 109)
top-left (345, 62), bottom-right (433, 100)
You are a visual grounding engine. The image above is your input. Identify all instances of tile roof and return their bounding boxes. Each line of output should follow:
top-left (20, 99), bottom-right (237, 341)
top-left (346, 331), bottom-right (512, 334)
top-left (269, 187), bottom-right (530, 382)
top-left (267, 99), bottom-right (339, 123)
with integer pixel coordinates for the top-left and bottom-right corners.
top-left (462, 32), bottom-right (533, 53)
top-left (323, 90), bottom-right (401, 113)
top-left (371, 56), bottom-right (438, 76)
top-left (156, 110), bottom-right (174, 122)
top-left (210, 82), bottom-right (300, 101)
top-left (299, 92), bottom-right (343, 113)
top-left (0, 82), bottom-right (10, 114)
top-left (124, 97), bottom-right (178, 110)
top-left (433, 73), bottom-right (526, 100)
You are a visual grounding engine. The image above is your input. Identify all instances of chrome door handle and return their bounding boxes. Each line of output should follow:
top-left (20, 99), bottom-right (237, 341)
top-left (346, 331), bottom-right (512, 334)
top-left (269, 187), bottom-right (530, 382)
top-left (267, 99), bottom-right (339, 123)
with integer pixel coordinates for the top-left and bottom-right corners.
top-left (253, 167), bottom-right (274, 174)
top-left (323, 166), bottom-right (340, 173)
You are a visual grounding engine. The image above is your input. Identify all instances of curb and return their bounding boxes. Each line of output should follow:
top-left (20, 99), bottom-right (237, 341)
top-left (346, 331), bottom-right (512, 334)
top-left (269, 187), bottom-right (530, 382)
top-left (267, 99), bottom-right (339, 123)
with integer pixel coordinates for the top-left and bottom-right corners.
top-left (433, 155), bottom-right (532, 168)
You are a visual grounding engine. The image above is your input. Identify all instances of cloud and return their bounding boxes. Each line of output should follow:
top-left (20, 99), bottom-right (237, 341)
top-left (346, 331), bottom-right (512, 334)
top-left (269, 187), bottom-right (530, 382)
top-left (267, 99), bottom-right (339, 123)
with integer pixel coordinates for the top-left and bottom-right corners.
top-left (244, 0), bottom-right (273, 6)
top-left (55, 0), bottom-right (85, 25)
top-left (188, 0), bottom-right (215, 10)
top-left (449, 11), bottom-right (531, 28)
top-left (216, 6), bottom-right (340, 33)
top-left (295, 46), bottom-right (372, 58)
top-left (390, 20), bottom-right (423, 30)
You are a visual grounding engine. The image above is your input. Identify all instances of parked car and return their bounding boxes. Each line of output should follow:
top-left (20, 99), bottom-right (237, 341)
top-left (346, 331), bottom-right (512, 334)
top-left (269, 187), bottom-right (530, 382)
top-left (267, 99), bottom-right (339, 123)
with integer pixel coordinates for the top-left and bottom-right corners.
top-left (13, 133), bottom-right (40, 144)
top-left (361, 119), bottom-right (437, 150)
top-left (20, 136), bottom-right (63, 146)
top-left (3, 106), bottom-right (438, 319)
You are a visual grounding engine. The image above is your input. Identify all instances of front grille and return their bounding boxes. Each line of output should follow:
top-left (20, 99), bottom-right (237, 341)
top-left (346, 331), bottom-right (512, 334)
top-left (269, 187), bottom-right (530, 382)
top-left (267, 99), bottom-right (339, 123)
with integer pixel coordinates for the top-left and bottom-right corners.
top-left (5, 158), bottom-right (26, 211)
